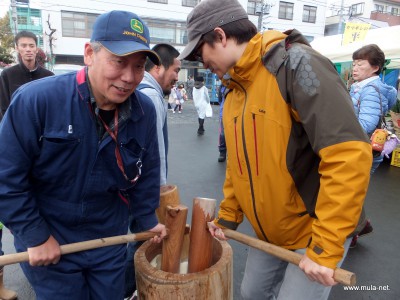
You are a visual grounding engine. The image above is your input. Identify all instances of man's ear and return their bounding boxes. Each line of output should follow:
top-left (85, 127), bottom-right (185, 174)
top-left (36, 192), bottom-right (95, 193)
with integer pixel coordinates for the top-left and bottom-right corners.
top-left (83, 43), bottom-right (94, 66)
top-left (149, 64), bottom-right (163, 78)
top-left (214, 27), bottom-right (227, 46)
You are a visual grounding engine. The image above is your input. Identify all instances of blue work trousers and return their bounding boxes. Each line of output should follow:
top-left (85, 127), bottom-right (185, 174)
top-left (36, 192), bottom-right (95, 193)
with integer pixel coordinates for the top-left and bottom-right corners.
top-left (16, 237), bottom-right (126, 300)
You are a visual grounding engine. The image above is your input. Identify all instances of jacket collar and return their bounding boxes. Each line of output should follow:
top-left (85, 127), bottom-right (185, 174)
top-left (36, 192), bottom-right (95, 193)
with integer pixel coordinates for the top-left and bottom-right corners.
top-left (19, 61), bottom-right (39, 73)
top-left (142, 71), bottom-right (163, 96)
top-left (226, 33), bottom-right (263, 90)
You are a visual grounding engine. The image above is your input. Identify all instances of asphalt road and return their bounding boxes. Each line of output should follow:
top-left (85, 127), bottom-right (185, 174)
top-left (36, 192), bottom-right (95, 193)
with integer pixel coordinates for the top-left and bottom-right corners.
top-left (2, 100), bottom-right (400, 299)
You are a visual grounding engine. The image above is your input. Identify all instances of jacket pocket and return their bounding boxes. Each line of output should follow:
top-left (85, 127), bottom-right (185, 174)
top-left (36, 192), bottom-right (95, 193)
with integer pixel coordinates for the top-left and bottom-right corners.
top-left (249, 106), bottom-right (266, 177)
top-left (229, 116), bottom-right (243, 175)
top-left (118, 137), bottom-right (145, 189)
top-left (34, 135), bottom-right (81, 184)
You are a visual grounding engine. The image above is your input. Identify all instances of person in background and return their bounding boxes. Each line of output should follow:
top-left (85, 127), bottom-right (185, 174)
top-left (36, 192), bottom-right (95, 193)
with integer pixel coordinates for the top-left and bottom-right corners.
top-left (173, 84), bottom-right (186, 113)
top-left (186, 75), bottom-right (194, 100)
top-left (125, 43), bottom-right (180, 299)
top-left (178, 0), bottom-right (371, 299)
top-left (0, 11), bottom-right (166, 300)
top-left (0, 222), bottom-right (17, 300)
top-left (0, 30), bottom-right (53, 121)
top-left (0, 30), bottom-right (54, 300)
top-left (217, 84), bottom-right (227, 162)
top-left (349, 44), bottom-right (397, 248)
top-left (168, 85), bottom-right (177, 111)
top-left (179, 83), bottom-right (188, 102)
top-left (192, 76), bottom-right (210, 135)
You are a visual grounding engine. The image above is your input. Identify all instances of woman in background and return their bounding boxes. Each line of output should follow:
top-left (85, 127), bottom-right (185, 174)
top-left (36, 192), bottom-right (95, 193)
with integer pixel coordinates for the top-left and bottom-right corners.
top-left (349, 44), bottom-right (397, 248)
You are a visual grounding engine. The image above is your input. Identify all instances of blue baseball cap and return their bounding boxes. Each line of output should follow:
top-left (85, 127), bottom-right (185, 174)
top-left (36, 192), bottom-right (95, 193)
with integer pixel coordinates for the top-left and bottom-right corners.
top-left (91, 11), bottom-right (160, 65)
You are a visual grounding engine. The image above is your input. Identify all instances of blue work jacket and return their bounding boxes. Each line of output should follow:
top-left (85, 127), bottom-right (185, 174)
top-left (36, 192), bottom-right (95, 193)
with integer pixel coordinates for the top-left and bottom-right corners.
top-left (0, 68), bottom-right (160, 249)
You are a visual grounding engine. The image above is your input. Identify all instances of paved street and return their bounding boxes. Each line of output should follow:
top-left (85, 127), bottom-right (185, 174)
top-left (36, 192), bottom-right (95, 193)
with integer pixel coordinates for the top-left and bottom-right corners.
top-left (2, 100), bottom-right (400, 299)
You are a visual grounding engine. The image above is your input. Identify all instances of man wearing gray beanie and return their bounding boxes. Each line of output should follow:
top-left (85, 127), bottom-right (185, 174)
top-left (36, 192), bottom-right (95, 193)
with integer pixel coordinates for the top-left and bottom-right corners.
top-left (180, 0), bottom-right (372, 299)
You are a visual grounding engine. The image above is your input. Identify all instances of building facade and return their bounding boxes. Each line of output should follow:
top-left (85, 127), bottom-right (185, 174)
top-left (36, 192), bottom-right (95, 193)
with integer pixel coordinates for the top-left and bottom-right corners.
top-left (326, 0), bottom-right (400, 35)
top-left (7, 0), bottom-right (328, 73)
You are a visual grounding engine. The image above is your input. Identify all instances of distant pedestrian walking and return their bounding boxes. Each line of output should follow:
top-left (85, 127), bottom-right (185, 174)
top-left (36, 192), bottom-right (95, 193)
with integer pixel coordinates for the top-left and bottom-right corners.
top-left (192, 76), bottom-right (210, 135)
top-left (174, 84), bottom-right (186, 113)
top-left (218, 85), bottom-right (227, 162)
top-left (187, 75), bottom-right (194, 99)
top-left (168, 86), bottom-right (176, 111)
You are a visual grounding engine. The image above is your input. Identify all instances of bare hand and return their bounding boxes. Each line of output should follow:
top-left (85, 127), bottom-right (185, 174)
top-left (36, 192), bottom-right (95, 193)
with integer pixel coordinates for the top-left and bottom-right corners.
top-left (27, 235), bottom-right (61, 267)
top-left (148, 223), bottom-right (167, 243)
top-left (299, 254), bottom-right (337, 286)
top-left (207, 221), bottom-right (227, 240)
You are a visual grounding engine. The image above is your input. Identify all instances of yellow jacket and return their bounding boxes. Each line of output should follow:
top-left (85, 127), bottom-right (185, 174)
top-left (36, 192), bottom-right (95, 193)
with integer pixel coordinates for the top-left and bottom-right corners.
top-left (215, 30), bottom-right (372, 269)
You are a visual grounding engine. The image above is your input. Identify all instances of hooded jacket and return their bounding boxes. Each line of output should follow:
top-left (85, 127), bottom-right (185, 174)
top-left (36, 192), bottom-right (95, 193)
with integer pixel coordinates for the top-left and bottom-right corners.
top-left (215, 30), bottom-right (372, 269)
top-left (0, 68), bottom-right (160, 249)
top-left (137, 71), bottom-right (168, 186)
top-left (350, 76), bottom-right (397, 135)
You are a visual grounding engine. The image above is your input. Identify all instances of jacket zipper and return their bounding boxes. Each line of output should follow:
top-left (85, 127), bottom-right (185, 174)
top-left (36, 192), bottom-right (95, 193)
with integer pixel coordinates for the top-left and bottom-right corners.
top-left (234, 117), bottom-right (243, 175)
top-left (252, 114), bottom-right (259, 176)
top-left (231, 78), bottom-right (269, 242)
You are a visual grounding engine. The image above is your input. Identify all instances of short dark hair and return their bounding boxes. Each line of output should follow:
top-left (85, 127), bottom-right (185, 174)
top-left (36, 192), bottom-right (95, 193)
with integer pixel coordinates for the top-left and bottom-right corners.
top-left (15, 30), bottom-right (38, 46)
top-left (201, 19), bottom-right (257, 48)
top-left (352, 44), bottom-right (386, 75)
top-left (145, 44), bottom-right (180, 72)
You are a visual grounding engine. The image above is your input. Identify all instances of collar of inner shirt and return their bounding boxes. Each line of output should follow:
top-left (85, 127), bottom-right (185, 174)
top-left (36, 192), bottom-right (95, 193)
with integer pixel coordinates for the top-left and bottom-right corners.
top-left (85, 68), bottom-right (131, 135)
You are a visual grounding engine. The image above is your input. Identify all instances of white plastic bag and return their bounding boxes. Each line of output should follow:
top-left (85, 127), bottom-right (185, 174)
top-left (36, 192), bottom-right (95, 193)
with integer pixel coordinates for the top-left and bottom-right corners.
top-left (206, 103), bottom-right (213, 118)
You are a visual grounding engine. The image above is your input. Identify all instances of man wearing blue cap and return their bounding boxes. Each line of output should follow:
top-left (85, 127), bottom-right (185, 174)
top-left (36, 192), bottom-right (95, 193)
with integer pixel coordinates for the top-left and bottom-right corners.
top-left (0, 10), bottom-right (166, 299)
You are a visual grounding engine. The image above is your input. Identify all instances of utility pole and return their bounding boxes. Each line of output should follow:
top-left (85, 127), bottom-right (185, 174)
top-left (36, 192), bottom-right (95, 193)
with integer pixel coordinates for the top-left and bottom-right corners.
top-left (11, 0), bottom-right (18, 35)
top-left (256, 1), bottom-right (271, 32)
top-left (337, 0), bottom-right (345, 34)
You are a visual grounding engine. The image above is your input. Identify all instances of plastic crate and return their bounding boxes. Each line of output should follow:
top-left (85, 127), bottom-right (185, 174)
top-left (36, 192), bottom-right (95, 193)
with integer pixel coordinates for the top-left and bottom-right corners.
top-left (391, 147), bottom-right (400, 167)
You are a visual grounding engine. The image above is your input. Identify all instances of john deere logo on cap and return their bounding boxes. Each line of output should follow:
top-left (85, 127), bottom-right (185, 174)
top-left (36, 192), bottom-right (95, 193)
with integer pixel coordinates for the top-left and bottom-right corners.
top-left (131, 19), bottom-right (144, 34)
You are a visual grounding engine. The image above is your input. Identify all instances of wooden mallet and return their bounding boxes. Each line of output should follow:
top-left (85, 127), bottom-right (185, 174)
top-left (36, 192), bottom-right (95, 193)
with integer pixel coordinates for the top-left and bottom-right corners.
top-left (222, 228), bottom-right (356, 286)
top-left (0, 231), bottom-right (160, 266)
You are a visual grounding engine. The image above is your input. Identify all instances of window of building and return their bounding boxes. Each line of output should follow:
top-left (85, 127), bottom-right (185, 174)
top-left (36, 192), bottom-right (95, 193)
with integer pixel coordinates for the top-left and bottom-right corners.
top-left (248, 0), bottom-right (262, 15)
top-left (61, 11), bottom-right (99, 38)
top-left (374, 4), bottom-right (385, 12)
top-left (303, 5), bottom-right (317, 23)
top-left (148, 0), bottom-right (168, 4)
top-left (278, 1), bottom-right (294, 20)
top-left (351, 3), bottom-right (364, 15)
top-left (143, 18), bottom-right (187, 44)
top-left (17, 15), bottom-right (28, 25)
top-left (15, 7), bottom-right (43, 47)
top-left (182, 0), bottom-right (198, 7)
top-left (392, 7), bottom-right (399, 15)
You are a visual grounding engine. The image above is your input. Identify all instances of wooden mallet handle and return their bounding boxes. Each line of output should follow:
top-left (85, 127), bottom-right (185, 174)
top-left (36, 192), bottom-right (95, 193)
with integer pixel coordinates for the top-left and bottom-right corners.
top-left (0, 231), bottom-right (159, 266)
top-left (223, 229), bottom-right (356, 286)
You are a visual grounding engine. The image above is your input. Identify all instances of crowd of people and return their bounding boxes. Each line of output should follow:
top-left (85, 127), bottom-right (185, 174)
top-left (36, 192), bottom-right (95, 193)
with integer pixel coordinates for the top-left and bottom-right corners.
top-left (0, 2), bottom-right (399, 300)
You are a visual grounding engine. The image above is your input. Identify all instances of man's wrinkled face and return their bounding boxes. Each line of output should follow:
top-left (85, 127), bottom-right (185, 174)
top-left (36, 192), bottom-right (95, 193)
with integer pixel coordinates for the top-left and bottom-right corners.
top-left (158, 58), bottom-right (181, 95)
top-left (16, 37), bottom-right (38, 64)
top-left (85, 44), bottom-right (147, 109)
